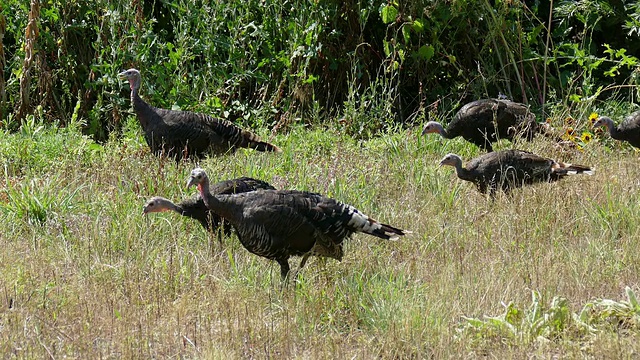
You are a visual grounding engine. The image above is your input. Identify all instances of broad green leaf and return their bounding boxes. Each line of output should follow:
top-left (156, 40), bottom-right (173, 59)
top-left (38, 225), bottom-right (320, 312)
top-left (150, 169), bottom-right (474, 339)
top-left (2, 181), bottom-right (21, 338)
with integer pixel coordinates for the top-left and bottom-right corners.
top-left (417, 45), bottom-right (434, 60)
top-left (412, 18), bottom-right (425, 33)
top-left (626, 286), bottom-right (639, 312)
top-left (402, 25), bottom-right (411, 44)
top-left (380, 5), bottom-right (398, 24)
top-left (383, 39), bottom-right (392, 57)
top-left (569, 94), bottom-right (582, 102)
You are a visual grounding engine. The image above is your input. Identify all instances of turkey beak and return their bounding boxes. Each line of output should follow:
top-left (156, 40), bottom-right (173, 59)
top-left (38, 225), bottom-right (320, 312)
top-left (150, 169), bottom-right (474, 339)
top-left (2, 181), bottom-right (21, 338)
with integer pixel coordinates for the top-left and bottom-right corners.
top-left (186, 176), bottom-right (197, 189)
top-left (421, 126), bottom-right (429, 135)
top-left (118, 71), bottom-right (128, 79)
top-left (142, 208), bottom-right (150, 225)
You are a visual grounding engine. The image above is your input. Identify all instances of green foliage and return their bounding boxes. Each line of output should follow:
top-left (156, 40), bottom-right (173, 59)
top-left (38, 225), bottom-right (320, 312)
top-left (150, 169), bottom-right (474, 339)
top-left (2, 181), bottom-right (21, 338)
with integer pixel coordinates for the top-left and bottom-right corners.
top-left (602, 44), bottom-right (639, 78)
top-left (340, 65), bottom-right (399, 139)
top-left (459, 288), bottom-right (640, 348)
top-left (0, 109), bottom-right (100, 176)
top-left (550, 0), bottom-right (640, 105)
top-left (458, 291), bottom-right (586, 346)
top-left (2, 0), bottom-right (640, 140)
top-left (582, 286), bottom-right (640, 330)
top-left (1, 175), bottom-right (80, 226)
top-left (624, 3), bottom-right (640, 36)
top-left (0, 118), bottom-right (90, 226)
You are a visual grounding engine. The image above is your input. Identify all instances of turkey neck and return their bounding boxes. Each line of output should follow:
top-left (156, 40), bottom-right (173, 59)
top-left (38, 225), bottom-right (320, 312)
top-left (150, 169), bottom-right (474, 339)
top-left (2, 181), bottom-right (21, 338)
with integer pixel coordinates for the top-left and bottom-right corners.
top-left (197, 184), bottom-right (238, 222)
top-left (436, 124), bottom-right (450, 138)
top-left (167, 201), bottom-right (184, 214)
top-left (198, 178), bottom-right (233, 219)
top-left (602, 118), bottom-right (622, 139)
top-left (452, 160), bottom-right (473, 181)
top-left (129, 77), bottom-right (151, 128)
top-left (155, 199), bottom-right (183, 214)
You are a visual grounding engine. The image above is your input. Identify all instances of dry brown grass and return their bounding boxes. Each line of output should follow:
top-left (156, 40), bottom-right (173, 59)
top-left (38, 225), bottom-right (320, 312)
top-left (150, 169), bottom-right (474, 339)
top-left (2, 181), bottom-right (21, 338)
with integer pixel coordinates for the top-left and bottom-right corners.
top-left (0, 125), bottom-right (639, 358)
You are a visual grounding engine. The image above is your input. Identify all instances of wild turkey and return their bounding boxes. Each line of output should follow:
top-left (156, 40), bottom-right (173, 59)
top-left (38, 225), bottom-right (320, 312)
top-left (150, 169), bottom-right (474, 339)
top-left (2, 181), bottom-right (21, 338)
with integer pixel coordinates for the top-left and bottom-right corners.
top-left (422, 98), bottom-right (543, 152)
top-left (118, 68), bottom-right (282, 159)
top-left (143, 177), bottom-right (276, 241)
top-left (593, 111), bottom-right (640, 148)
top-left (439, 149), bottom-right (593, 197)
top-left (186, 168), bottom-right (409, 280)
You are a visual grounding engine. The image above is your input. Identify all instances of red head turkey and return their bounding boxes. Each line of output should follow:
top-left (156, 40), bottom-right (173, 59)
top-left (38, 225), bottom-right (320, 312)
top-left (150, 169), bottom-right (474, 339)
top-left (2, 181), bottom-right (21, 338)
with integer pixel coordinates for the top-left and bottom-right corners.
top-left (439, 149), bottom-right (593, 198)
top-left (422, 98), bottom-right (546, 152)
top-left (119, 68), bottom-right (282, 159)
top-left (186, 168), bottom-right (409, 280)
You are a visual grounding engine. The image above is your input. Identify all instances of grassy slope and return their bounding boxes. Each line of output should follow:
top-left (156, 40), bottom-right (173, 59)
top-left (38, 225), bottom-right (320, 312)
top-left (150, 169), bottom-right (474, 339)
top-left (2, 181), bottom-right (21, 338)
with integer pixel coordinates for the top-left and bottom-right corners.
top-left (0, 121), bottom-right (639, 358)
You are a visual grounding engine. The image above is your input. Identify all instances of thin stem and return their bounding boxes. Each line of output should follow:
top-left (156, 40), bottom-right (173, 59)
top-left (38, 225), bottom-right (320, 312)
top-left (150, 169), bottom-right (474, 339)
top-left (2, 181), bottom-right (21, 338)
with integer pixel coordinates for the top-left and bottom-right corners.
top-left (542, 0), bottom-right (554, 116)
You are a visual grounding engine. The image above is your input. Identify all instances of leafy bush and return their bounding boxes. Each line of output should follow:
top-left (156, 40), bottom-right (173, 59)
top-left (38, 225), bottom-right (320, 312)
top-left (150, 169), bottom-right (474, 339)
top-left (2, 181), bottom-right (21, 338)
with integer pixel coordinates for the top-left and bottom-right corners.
top-left (1, 0), bottom-right (639, 139)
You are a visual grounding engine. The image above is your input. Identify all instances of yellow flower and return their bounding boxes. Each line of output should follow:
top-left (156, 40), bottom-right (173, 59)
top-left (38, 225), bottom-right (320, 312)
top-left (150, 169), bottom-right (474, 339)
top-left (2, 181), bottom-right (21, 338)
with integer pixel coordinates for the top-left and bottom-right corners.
top-left (588, 112), bottom-right (598, 124)
top-left (581, 132), bottom-right (593, 144)
top-left (564, 117), bottom-right (575, 126)
top-left (545, 117), bottom-right (552, 124)
top-left (562, 127), bottom-right (576, 142)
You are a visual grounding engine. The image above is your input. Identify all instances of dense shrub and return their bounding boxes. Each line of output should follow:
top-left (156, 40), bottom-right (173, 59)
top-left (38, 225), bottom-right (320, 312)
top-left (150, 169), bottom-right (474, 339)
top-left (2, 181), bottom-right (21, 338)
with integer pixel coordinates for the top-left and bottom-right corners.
top-left (1, 0), bottom-right (638, 140)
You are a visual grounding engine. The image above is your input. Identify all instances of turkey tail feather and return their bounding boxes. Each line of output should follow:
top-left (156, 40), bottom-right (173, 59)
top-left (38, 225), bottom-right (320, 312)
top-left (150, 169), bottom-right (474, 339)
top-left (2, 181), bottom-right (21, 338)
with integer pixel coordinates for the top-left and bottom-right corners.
top-left (554, 162), bottom-right (594, 176)
top-left (564, 164), bottom-right (594, 175)
top-left (231, 128), bottom-right (281, 152)
top-left (372, 222), bottom-right (410, 241)
top-left (245, 137), bottom-right (282, 152)
top-left (345, 205), bottom-right (409, 240)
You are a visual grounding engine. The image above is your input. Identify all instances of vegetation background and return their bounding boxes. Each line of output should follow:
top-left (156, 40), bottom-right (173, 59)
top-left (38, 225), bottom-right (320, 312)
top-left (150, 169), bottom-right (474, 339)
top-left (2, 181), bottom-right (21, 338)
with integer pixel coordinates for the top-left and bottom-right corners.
top-left (1, 0), bottom-right (640, 358)
top-left (3, 0), bottom-right (640, 137)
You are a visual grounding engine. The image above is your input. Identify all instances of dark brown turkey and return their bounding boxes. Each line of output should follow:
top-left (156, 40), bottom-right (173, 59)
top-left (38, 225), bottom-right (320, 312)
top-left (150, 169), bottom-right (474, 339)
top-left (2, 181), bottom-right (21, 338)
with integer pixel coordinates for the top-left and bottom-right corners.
top-left (422, 99), bottom-right (545, 152)
top-left (119, 68), bottom-right (281, 159)
top-left (143, 177), bottom-right (276, 241)
top-left (186, 168), bottom-right (408, 280)
top-left (439, 149), bottom-right (593, 197)
top-left (593, 111), bottom-right (640, 148)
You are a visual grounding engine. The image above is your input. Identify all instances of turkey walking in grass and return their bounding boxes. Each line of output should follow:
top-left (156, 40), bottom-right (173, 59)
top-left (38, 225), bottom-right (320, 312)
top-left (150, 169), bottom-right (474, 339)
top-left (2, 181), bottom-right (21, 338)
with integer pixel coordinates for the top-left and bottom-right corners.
top-left (119, 68), bottom-right (281, 159)
top-left (593, 111), bottom-right (640, 148)
top-left (143, 177), bottom-right (276, 243)
top-left (422, 99), bottom-right (545, 152)
top-left (438, 149), bottom-right (593, 198)
top-left (186, 168), bottom-right (409, 280)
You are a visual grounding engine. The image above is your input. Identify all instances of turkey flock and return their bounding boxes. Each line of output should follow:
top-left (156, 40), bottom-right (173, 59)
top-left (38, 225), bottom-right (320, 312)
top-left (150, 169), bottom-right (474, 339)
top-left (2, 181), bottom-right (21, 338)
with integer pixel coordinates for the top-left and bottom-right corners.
top-left (122, 68), bottom-right (639, 283)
